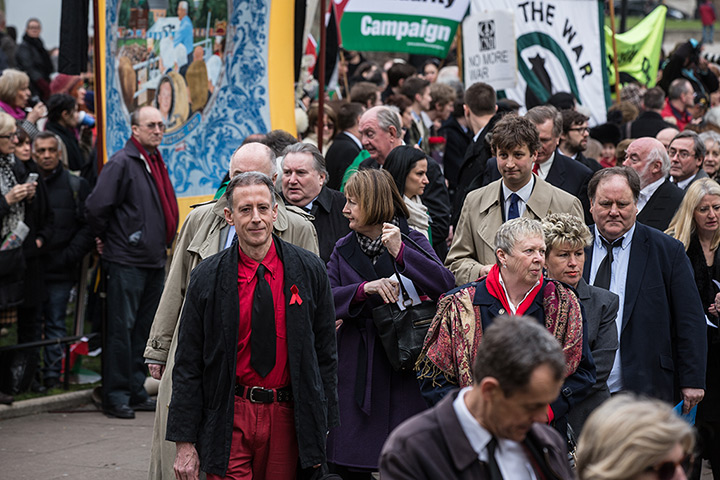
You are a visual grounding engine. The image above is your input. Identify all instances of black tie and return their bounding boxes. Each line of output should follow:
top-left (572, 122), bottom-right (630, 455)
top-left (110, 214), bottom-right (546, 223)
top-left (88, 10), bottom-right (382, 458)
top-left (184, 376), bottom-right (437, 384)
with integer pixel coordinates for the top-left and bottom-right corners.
top-left (594, 237), bottom-right (623, 290)
top-left (251, 264), bottom-right (276, 377)
top-left (486, 437), bottom-right (503, 480)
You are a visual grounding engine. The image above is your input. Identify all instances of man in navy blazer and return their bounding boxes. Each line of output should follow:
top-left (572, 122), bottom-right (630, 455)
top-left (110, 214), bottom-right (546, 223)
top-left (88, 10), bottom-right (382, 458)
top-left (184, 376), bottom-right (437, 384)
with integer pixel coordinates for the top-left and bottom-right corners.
top-left (583, 166), bottom-right (706, 411)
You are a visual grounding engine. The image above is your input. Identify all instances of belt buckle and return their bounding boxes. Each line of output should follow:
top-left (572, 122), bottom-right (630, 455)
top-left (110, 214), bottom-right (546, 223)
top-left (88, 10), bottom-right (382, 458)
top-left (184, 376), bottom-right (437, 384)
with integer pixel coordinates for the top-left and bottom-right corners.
top-left (249, 386), bottom-right (269, 403)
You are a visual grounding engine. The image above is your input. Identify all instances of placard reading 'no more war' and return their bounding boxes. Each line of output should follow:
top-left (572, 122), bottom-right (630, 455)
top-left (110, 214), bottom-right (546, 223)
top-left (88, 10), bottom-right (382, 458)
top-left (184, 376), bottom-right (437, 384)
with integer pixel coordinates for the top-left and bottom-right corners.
top-left (463, 10), bottom-right (517, 91)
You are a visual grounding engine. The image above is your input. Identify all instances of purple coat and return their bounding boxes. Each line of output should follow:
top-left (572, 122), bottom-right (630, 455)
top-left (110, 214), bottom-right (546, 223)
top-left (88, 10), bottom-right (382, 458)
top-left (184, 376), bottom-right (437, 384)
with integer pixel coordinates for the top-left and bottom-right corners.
top-left (326, 225), bottom-right (456, 469)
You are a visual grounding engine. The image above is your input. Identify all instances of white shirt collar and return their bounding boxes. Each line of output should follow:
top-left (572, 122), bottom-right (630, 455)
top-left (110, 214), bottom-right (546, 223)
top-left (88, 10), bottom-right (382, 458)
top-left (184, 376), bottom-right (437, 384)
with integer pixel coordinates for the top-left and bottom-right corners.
top-left (637, 177), bottom-right (665, 212)
top-left (502, 175), bottom-right (535, 203)
top-left (672, 173), bottom-right (695, 190)
top-left (535, 151), bottom-right (555, 180)
top-left (344, 131), bottom-right (362, 149)
top-left (498, 272), bottom-right (540, 313)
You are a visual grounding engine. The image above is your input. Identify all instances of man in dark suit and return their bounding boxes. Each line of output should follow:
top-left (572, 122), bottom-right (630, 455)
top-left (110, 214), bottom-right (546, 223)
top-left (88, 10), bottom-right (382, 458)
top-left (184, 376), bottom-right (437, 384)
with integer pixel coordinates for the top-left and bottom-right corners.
top-left (559, 109), bottom-right (602, 172)
top-left (168, 172), bottom-right (338, 479)
top-left (280, 142), bottom-right (350, 263)
top-left (624, 137), bottom-right (684, 231)
top-left (451, 82), bottom-right (499, 226)
top-left (359, 105), bottom-right (451, 259)
top-left (325, 102), bottom-right (364, 191)
top-left (583, 166), bottom-right (706, 411)
top-left (379, 316), bottom-right (574, 480)
top-left (669, 130), bottom-right (709, 191)
top-left (483, 106), bottom-right (594, 223)
top-left (628, 87), bottom-right (677, 139)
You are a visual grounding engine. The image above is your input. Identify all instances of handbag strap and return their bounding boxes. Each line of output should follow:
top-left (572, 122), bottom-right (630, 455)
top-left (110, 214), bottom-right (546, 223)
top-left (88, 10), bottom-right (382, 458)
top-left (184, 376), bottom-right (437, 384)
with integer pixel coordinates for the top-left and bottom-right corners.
top-left (400, 232), bottom-right (443, 267)
top-left (391, 260), bottom-right (414, 307)
top-left (390, 232), bottom-right (441, 307)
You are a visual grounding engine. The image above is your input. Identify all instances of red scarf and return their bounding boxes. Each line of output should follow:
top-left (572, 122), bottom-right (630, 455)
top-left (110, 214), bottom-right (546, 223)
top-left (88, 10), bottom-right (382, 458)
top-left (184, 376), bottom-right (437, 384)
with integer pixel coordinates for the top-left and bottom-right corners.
top-left (131, 137), bottom-right (179, 245)
top-left (485, 264), bottom-right (542, 316)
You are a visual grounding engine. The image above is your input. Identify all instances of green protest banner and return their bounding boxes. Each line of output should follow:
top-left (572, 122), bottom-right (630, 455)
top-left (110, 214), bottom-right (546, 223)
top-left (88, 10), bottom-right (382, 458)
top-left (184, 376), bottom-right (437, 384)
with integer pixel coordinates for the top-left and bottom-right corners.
top-left (340, 0), bottom-right (470, 56)
top-left (605, 5), bottom-right (666, 88)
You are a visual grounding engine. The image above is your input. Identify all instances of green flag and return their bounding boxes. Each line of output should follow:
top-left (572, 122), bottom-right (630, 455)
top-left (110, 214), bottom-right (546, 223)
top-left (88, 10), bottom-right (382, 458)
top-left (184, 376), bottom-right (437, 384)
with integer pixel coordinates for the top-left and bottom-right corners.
top-left (605, 5), bottom-right (666, 88)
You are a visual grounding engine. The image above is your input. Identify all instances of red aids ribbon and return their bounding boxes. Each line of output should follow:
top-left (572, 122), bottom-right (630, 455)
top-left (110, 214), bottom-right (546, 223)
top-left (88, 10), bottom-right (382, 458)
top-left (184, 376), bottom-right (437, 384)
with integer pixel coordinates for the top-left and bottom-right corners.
top-left (290, 284), bottom-right (303, 305)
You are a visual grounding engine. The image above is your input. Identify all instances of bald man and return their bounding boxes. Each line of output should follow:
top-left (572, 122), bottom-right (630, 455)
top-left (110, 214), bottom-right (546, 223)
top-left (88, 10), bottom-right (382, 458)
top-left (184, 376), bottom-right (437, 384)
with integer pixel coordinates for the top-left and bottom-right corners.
top-left (144, 142), bottom-right (318, 480)
top-left (656, 127), bottom-right (680, 149)
top-left (623, 137), bottom-right (683, 231)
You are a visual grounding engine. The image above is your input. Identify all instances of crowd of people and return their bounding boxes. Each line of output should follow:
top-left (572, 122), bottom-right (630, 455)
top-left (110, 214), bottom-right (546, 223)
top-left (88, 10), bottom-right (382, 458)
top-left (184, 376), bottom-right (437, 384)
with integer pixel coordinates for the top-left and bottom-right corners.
top-left (0, 7), bottom-right (719, 480)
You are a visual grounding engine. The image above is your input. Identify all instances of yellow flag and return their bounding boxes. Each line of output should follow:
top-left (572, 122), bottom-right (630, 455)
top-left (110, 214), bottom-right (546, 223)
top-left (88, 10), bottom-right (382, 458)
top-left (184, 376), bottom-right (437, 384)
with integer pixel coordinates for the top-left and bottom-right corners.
top-left (605, 5), bottom-right (667, 88)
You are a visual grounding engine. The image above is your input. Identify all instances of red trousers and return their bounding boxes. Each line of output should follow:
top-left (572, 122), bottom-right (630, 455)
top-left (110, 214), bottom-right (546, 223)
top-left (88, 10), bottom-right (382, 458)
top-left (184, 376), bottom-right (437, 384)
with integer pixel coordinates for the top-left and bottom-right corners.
top-left (207, 395), bottom-right (298, 480)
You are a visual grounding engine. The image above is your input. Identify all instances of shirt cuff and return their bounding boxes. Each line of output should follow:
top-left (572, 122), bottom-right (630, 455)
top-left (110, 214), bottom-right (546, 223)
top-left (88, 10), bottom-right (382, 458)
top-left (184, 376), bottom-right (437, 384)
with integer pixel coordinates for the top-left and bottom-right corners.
top-left (145, 359), bottom-right (166, 365)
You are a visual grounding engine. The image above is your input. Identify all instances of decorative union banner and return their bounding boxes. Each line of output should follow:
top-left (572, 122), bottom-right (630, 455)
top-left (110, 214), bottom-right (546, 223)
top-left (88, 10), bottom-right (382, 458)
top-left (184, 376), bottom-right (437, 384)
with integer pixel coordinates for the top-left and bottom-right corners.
top-left (341, 0), bottom-right (471, 56)
top-left (471, 0), bottom-right (610, 125)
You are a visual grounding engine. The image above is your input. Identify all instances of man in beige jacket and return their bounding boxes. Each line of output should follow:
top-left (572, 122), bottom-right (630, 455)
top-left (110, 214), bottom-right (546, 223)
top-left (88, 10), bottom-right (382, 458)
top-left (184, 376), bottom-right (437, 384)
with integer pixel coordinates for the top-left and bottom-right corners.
top-left (446, 115), bottom-right (583, 286)
top-left (144, 142), bottom-right (318, 480)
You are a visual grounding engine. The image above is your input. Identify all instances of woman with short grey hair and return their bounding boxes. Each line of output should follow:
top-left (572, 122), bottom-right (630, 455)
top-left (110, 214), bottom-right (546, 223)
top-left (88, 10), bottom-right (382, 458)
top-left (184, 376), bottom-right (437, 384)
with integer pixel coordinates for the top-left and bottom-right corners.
top-left (418, 217), bottom-right (595, 439)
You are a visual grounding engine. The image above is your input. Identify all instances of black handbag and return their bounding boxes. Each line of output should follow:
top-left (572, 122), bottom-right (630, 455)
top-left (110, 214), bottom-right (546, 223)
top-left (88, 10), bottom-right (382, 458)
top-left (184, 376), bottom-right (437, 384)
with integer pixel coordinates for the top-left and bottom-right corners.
top-left (371, 234), bottom-right (440, 372)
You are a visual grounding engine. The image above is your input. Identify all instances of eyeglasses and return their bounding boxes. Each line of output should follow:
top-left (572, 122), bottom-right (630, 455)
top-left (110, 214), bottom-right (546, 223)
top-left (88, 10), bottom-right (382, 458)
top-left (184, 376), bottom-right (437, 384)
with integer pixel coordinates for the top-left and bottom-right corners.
top-left (568, 127), bottom-right (590, 134)
top-left (0, 132), bottom-right (18, 140)
top-left (668, 148), bottom-right (694, 160)
top-left (644, 454), bottom-right (693, 480)
top-left (323, 123), bottom-right (335, 130)
top-left (142, 122), bottom-right (166, 131)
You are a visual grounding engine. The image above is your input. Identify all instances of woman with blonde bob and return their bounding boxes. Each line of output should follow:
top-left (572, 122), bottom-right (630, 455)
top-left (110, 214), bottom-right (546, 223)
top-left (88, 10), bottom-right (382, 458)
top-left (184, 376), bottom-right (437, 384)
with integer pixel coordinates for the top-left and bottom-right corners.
top-left (326, 168), bottom-right (455, 477)
top-left (577, 395), bottom-right (695, 480)
top-left (666, 177), bottom-right (720, 477)
top-left (0, 69), bottom-right (45, 137)
top-left (542, 213), bottom-right (619, 435)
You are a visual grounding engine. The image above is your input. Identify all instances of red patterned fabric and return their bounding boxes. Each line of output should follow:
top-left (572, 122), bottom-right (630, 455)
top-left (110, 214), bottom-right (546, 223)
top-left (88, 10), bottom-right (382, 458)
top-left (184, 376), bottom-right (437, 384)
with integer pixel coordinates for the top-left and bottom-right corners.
top-left (417, 278), bottom-right (583, 388)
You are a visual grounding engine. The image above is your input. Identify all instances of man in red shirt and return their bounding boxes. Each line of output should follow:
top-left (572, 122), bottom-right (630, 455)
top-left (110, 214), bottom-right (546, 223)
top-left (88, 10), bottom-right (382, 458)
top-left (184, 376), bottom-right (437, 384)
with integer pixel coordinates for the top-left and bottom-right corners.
top-left (167, 172), bottom-right (338, 479)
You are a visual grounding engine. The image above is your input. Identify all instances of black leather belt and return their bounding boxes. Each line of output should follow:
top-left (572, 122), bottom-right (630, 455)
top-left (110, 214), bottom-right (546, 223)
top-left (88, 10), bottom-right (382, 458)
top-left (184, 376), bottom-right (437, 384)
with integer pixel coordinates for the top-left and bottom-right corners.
top-left (235, 384), bottom-right (293, 403)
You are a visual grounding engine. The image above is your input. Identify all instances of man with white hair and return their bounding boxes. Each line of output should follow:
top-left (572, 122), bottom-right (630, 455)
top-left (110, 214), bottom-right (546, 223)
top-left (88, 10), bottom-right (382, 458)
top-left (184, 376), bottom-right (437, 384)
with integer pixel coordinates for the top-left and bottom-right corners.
top-left (623, 137), bottom-right (684, 232)
top-left (358, 105), bottom-right (451, 258)
top-left (144, 143), bottom-right (318, 480)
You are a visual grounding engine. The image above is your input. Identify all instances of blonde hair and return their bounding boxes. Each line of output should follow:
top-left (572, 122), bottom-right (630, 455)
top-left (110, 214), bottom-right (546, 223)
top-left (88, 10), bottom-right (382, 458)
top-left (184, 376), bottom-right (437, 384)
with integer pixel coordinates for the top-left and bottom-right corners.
top-left (0, 69), bottom-right (30, 105)
top-left (344, 169), bottom-right (408, 226)
top-left (666, 177), bottom-right (720, 251)
top-left (0, 111), bottom-right (16, 135)
top-left (577, 395), bottom-right (695, 480)
top-left (542, 213), bottom-right (592, 253)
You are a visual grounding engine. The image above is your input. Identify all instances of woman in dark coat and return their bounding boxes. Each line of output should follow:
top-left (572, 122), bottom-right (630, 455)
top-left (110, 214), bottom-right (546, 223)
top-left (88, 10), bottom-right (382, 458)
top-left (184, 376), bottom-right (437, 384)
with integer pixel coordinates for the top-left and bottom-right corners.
top-left (666, 178), bottom-right (720, 478)
top-left (417, 217), bottom-right (596, 437)
top-left (326, 169), bottom-right (455, 478)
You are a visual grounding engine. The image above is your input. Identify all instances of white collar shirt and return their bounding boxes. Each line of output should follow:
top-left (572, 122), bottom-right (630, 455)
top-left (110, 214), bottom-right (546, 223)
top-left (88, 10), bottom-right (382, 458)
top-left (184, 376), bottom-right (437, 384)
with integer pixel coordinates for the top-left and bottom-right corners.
top-left (453, 387), bottom-right (537, 480)
top-left (588, 223), bottom-right (636, 392)
top-left (501, 176), bottom-right (535, 220)
top-left (637, 177), bottom-right (665, 212)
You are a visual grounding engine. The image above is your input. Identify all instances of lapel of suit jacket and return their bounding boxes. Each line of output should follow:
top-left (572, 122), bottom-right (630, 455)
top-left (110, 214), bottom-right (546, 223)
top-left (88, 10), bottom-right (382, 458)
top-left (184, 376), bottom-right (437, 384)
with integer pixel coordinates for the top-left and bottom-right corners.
top-left (525, 176), bottom-right (553, 218)
top-left (274, 237), bottom-right (303, 344)
top-left (545, 151), bottom-right (566, 187)
top-left (622, 223), bottom-right (649, 333)
top-left (219, 239), bottom-right (241, 379)
top-left (476, 181), bottom-right (505, 254)
top-left (338, 233), bottom-right (379, 281)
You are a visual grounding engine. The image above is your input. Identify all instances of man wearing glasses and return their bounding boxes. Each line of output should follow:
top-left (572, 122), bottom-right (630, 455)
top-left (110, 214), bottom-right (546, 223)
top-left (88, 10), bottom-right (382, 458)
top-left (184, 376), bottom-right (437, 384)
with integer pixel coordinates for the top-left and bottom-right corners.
top-left (86, 106), bottom-right (179, 419)
top-left (668, 130), bottom-right (709, 192)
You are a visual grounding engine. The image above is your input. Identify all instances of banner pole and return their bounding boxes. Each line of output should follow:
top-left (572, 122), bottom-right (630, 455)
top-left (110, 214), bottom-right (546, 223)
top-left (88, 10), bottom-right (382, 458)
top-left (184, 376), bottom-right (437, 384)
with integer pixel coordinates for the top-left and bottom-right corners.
top-left (608, 0), bottom-right (622, 102)
top-left (457, 24), bottom-right (463, 83)
top-left (318, 0), bottom-right (327, 152)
